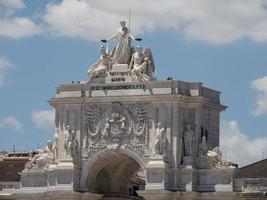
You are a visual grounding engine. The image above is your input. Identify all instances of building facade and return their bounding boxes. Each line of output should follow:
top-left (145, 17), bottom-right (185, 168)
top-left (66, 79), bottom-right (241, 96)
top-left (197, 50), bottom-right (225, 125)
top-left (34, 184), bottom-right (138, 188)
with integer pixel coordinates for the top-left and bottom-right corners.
top-left (19, 21), bottom-right (243, 199)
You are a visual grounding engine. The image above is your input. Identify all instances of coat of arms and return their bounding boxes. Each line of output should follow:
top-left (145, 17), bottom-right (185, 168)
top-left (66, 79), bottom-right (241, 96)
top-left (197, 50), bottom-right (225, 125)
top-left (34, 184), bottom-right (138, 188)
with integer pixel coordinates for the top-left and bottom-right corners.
top-left (105, 112), bottom-right (126, 138)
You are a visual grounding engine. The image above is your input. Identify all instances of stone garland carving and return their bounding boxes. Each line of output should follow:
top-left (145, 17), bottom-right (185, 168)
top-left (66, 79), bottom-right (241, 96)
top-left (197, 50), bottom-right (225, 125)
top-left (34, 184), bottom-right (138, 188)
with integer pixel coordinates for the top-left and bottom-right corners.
top-left (87, 141), bottom-right (108, 159)
top-left (132, 104), bottom-right (148, 137)
top-left (86, 107), bottom-right (102, 137)
top-left (25, 140), bottom-right (56, 170)
top-left (124, 141), bottom-right (150, 163)
top-left (145, 121), bottom-right (149, 146)
top-left (83, 102), bottom-right (150, 163)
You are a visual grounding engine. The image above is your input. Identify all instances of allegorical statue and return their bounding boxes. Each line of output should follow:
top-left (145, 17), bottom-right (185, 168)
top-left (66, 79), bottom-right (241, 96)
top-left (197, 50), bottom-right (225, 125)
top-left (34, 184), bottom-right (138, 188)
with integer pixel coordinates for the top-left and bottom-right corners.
top-left (143, 47), bottom-right (155, 77)
top-left (154, 122), bottom-right (166, 155)
top-left (130, 46), bottom-right (155, 82)
top-left (198, 136), bottom-right (209, 156)
top-left (64, 125), bottom-right (76, 156)
top-left (86, 20), bottom-right (156, 82)
top-left (196, 136), bottom-right (236, 169)
top-left (104, 21), bottom-right (141, 64)
top-left (130, 46), bottom-right (145, 76)
top-left (183, 124), bottom-right (194, 157)
top-left (88, 45), bottom-right (112, 79)
top-left (26, 140), bottom-right (56, 170)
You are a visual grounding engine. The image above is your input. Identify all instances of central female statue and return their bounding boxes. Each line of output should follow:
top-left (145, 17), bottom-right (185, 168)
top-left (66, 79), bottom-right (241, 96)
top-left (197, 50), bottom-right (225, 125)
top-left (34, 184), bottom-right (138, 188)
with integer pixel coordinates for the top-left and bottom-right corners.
top-left (108, 21), bottom-right (135, 64)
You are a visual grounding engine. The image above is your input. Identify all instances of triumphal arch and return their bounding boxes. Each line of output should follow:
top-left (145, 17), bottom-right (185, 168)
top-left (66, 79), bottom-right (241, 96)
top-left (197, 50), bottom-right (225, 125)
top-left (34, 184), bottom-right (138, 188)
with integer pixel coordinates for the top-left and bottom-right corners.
top-left (22, 21), bottom-right (236, 199)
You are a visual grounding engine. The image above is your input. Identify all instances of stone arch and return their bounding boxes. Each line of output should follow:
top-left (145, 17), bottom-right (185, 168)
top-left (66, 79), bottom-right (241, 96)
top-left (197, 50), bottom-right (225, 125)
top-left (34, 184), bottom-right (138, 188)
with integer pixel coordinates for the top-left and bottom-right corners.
top-left (80, 148), bottom-right (147, 195)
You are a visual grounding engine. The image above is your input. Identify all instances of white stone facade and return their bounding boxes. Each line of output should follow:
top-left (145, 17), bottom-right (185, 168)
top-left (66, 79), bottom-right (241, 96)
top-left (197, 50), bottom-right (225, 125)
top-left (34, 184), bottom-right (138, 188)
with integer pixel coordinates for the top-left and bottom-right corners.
top-left (46, 78), bottom-right (235, 194)
top-left (20, 21), bottom-right (238, 197)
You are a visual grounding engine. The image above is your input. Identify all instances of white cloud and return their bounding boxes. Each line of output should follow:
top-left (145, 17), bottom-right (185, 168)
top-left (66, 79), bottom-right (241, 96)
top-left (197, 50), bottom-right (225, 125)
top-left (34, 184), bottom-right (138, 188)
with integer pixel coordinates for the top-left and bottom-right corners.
top-left (32, 110), bottom-right (54, 130)
top-left (0, 116), bottom-right (23, 131)
top-left (251, 76), bottom-right (267, 116)
top-left (1, 0), bottom-right (267, 43)
top-left (0, 17), bottom-right (42, 39)
top-left (220, 120), bottom-right (267, 167)
top-left (43, 0), bottom-right (120, 40)
top-left (0, 0), bottom-right (25, 17)
top-left (0, 57), bottom-right (13, 86)
top-left (0, 0), bottom-right (25, 9)
top-left (0, 0), bottom-right (42, 39)
top-left (42, 0), bottom-right (267, 44)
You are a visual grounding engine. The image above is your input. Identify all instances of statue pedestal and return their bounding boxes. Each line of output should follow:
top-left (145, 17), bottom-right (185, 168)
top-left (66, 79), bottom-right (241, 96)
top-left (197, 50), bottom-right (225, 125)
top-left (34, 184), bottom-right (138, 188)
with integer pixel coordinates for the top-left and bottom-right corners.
top-left (21, 169), bottom-right (49, 187)
top-left (145, 156), bottom-right (165, 190)
top-left (176, 168), bottom-right (194, 191)
top-left (182, 156), bottom-right (193, 167)
top-left (194, 168), bottom-right (235, 192)
top-left (111, 64), bottom-right (129, 71)
top-left (20, 161), bottom-right (74, 188)
top-left (106, 64), bottom-right (132, 83)
top-left (54, 160), bottom-right (74, 185)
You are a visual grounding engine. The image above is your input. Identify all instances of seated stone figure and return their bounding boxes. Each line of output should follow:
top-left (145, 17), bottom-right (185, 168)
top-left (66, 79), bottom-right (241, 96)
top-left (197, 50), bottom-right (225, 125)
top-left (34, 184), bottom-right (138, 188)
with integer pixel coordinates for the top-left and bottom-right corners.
top-left (196, 136), bottom-right (235, 169)
top-left (88, 45), bottom-right (112, 79)
top-left (130, 46), bottom-right (155, 82)
top-left (143, 47), bottom-right (155, 78)
top-left (26, 140), bottom-right (56, 170)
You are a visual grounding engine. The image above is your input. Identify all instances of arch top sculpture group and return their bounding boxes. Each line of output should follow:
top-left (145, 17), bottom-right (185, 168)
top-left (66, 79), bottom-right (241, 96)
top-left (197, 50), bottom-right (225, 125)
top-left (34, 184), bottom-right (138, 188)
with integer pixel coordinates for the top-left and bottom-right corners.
top-left (88, 21), bottom-right (155, 83)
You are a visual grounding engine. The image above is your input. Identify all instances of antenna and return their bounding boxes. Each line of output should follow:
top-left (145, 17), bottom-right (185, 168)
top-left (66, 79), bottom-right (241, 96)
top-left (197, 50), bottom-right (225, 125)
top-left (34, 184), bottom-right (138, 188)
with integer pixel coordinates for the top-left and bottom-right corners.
top-left (128, 0), bottom-right (132, 31)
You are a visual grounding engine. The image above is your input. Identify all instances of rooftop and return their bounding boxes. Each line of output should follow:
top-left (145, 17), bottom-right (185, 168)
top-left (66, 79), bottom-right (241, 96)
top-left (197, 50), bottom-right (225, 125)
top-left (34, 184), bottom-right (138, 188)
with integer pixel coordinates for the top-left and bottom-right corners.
top-left (235, 159), bottom-right (267, 178)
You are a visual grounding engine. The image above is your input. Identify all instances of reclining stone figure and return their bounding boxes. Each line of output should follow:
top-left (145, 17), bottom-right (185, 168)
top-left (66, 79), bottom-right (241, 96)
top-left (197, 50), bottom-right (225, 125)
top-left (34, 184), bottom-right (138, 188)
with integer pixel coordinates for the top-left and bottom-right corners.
top-left (26, 140), bottom-right (55, 170)
top-left (196, 136), bottom-right (236, 169)
top-left (88, 45), bottom-right (112, 79)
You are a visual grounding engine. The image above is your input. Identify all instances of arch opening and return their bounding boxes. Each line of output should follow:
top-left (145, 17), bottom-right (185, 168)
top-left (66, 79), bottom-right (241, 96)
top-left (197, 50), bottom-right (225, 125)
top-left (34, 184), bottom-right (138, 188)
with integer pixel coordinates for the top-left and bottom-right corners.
top-left (83, 150), bottom-right (146, 197)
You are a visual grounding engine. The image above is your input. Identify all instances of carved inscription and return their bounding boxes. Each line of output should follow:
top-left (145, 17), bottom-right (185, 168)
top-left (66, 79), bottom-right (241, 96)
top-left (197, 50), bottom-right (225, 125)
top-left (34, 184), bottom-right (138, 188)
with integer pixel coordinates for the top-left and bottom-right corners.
top-left (90, 84), bottom-right (145, 91)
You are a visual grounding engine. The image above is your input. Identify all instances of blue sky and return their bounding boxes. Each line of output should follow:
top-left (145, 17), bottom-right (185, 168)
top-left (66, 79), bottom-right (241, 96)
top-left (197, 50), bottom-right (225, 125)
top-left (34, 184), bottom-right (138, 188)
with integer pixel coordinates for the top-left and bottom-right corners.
top-left (0, 0), bottom-right (267, 166)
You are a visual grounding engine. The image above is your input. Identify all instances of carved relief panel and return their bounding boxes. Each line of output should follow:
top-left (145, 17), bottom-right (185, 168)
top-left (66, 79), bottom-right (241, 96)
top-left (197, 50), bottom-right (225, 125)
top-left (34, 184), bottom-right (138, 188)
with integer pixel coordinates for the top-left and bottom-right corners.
top-left (82, 102), bottom-right (151, 163)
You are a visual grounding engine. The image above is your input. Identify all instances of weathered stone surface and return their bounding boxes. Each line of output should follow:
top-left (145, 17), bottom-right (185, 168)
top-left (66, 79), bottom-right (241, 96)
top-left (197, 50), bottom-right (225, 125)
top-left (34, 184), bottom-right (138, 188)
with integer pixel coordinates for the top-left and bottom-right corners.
top-left (18, 20), bottom-right (247, 197)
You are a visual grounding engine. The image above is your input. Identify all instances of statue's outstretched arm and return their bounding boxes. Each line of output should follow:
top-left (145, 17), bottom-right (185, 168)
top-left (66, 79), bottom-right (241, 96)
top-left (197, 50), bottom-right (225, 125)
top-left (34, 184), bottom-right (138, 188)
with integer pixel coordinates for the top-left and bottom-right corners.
top-left (129, 32), bottom-right (135, 40)
top-left (108, 33), bottom-right (117, 41)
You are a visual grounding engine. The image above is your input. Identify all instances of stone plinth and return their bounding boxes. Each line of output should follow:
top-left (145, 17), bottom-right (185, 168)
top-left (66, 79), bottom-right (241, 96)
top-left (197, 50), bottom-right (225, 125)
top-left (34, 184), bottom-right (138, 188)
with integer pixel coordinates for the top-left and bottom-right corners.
top-left (20, 161), bottom-right (73, 188)
top-left (177, 168), bottom-right (195, 191)
top-left (54, 161), bottom-right (74, 185)
top-left (145, 156), bottom-right (165, 190)
top-left (194, 168), bottom-right (235, 192)
top-left (182, 156), bottom-right (193, 166)
top-left (21, 170), bottom-right (48, 187)
top-left (111, 64), bottom-right (129, 71)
